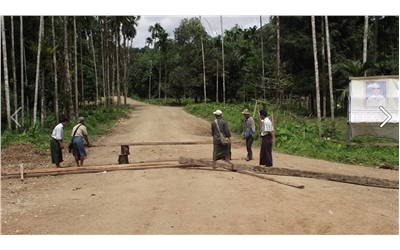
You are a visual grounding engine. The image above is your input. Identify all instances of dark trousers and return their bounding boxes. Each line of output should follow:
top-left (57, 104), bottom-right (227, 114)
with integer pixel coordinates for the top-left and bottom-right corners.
top-left (245, 136), bottom-right (253, 160)
top-left (259, 135), bottom-right (273, 166)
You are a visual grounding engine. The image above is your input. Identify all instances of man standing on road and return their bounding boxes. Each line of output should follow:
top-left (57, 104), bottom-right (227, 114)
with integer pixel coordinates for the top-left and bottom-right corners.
top-left (242, 109), bottom-right (255, 161)
top-left (211, 109), bottom-right (232, 163)
top-left (259, 109), bottom-right (274, 167)
top-left (71, 117), bottom-right (93, 167)
top-left (50, 116), bottom-right (69, 168)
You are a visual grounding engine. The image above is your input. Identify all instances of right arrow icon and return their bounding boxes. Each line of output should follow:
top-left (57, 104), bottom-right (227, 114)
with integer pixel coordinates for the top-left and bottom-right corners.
top-left (379, 106), bottom-right (392, 128)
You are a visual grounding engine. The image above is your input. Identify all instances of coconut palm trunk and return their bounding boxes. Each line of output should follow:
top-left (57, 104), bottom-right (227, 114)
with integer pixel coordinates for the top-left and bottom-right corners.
top-left (100, 19), bottom-right (106, 106)
top-left (149, 60), bottom-right (152, 100)
top-left (73, 16), bottom-right (79, 115)
top-left (90, 31), bottom-right (99, 107)
top-left (10, 16), bottom-right (19, 130)
top-left (1, 16), bottom-right (12, 130)
top-left (216, 60), bottom-right (219, 103)
top-left (63, 16), bottom-right (74, 119)
top-left (40, 67), bottom-right (45, 129)
top-left (325, 16), bottom-right (335, 136)
top-left (33, 16), bottom-right (44, 126)
top-left (20, 16), bottom-right (25, 128)
top-left (220, 16), bottom-right (226, 108)
top-left (199, 16), bottom-right (207, 106)
top-left (311, 16), bottom-right (322, 138)
top-left (276, 16), bottom-right (281, 104)
top-left (51, 16), bottom-right (59, 124)
top-left (115, 26), bottom-right (121, 106)
top-left (260, 15), bottom-right (266, 99)
top-left (321, 17), bottom-right (327, 118)
top-left (363, 16), bottom-right (368, 77)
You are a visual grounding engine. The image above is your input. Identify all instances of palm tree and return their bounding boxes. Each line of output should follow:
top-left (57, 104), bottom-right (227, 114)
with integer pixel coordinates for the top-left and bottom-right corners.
top-left (335, 59), bottom-right (376, 109)
top-left (90, 28), bottom-right (99, 107)
top-left (311, 16), bottom-right (322, 138)
top-left (100, 17), bottom-right (106, 106)
top-left (121, 16), bottom-right (141, 104)
top-left (146, 37), bottom-right (153, 99)
top-left (63, 16), bottom-right (73, 119)
top-left (10, 16), bottom-right (18, 130)
top-left (156, 30), bottom-right (169, 100)
top-left (325, 16), bottom-right (336, 136)
top-left (73, 16), bottom-right (79, 115)
top-left (276, 16), bottom-right (281, 104)
top-left (51, 16), bottom-right (59, 124)
top-left (320, 17), bottom-right (326, 118)
top-left (363, 16), bottom-right (369, 77)
top-left (1, 16), bottom-right (11, 130)
top-left (220, 16), bottom-right (226, 108)
top-left (20, 16), bottom-right (25, 128)
top-left (148, 23), bottom-right (164, 100)
top-left (33, 16), bottom-right (44, 126)
top-left (260, 16), bottom-right (266, 99)
top-left (199, 16), bottom-right (207, 106)
top-left (111, 16), bottom-right (122, 106)
top-left (105, 16), bottom-right (110, 107)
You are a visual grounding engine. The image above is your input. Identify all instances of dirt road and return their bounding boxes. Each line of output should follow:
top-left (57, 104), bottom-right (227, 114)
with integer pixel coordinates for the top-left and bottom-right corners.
top-left (1, 98), bottom-right (399, 236)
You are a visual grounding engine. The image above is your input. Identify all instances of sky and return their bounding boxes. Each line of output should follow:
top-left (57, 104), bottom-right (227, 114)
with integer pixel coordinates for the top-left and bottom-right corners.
top-left (133, 15), bottom-right (271, 48)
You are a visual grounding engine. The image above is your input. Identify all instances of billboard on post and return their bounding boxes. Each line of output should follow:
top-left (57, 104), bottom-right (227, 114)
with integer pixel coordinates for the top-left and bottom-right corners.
top-left (347, 76), bottom-right (399, 143)
top-left (350, 77), bottom-right (399, 123)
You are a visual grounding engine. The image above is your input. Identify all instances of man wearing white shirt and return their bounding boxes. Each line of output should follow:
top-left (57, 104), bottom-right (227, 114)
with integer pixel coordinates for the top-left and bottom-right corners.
top-left (366, 82), bottom-right (386, 107)
top-left (50, 116), bottom-right (69, 168)
top-left (259, 110), bottom-right (274, 167)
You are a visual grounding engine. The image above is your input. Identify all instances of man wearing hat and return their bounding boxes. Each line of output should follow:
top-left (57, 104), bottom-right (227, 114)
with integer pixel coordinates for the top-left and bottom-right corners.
top-left (242, 109), bottom-right (255, 161)
top-left (211, 109), bottom-right (232, 163)
top-left (71, 117), bottom-right (93, 167)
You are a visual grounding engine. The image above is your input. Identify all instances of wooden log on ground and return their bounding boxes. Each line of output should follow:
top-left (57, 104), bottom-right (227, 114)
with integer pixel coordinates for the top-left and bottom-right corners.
top-left (178, 156), bottom-right (399, 189)
top-left (95, 141), bottom-right (212, 147)
top-left (239, 170), bottom-right (305, 189)
top-left (95, 140), bottom-right (242, 147)
top-left (178, 157), bottom-right (305, 189)
top-left (2, 161), bottom-right (180, 176)
top-left (2, 163), bottom-right (193, 179)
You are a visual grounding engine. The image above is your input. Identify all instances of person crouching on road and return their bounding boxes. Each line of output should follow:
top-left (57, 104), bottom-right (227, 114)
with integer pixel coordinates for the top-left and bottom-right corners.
top-left (71, 117), bottom-right (93, 167)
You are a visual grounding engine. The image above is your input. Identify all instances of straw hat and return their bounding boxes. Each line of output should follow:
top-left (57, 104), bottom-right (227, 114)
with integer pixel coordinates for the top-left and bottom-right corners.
top-left (241, 109), bottom-right (250, 115)
top-left (213, 110), bottom-right (222, 115)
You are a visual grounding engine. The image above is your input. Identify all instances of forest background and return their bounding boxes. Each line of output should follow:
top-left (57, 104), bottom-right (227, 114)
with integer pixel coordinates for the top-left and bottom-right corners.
top-left (1, 15), bottom-right (399, 167)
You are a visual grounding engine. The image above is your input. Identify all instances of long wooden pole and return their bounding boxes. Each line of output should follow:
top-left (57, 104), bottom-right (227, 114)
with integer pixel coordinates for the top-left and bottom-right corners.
top-left (178, 157), bottom-right (399, 189)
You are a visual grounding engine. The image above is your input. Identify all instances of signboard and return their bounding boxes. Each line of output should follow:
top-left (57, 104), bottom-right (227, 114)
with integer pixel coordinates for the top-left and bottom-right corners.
top-left (347, 76), bottom-right (399, 143)
top-left (349, 77), bottom-right (398, 123)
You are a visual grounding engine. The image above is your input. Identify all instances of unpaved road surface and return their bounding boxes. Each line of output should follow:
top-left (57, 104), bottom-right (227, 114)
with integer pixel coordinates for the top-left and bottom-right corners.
top-left (1, 98), bottom-right (399, 235)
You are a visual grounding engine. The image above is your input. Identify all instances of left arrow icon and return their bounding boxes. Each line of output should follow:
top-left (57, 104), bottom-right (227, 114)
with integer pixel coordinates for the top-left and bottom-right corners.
top-left (379, 106), bottom-right (392, 128)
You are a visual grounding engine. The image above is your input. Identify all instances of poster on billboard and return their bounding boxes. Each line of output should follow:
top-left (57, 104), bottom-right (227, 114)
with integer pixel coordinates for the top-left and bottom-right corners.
top-left (349, 77), bottom-right (399, 124)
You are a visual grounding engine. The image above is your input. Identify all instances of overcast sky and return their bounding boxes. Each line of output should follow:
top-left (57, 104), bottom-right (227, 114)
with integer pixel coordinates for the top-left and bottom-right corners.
top-left (133, 15), bottom-right (271, 48)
